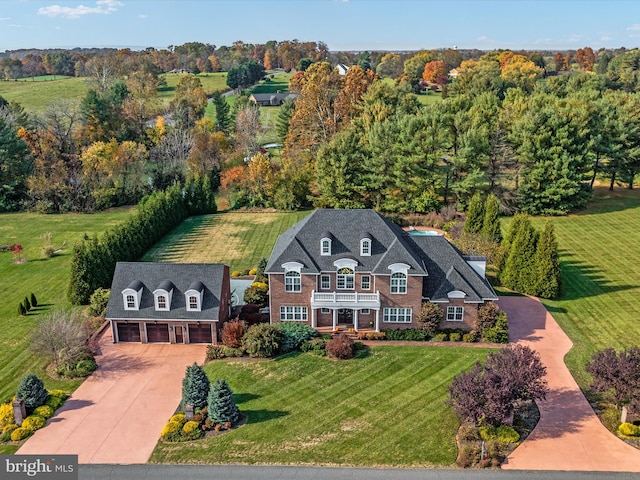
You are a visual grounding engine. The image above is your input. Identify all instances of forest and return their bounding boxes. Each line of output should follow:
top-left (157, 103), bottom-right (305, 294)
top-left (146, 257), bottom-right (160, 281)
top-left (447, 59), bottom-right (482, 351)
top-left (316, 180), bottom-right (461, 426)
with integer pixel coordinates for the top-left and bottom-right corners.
top-left (2, 41), bottom-right (640, 216)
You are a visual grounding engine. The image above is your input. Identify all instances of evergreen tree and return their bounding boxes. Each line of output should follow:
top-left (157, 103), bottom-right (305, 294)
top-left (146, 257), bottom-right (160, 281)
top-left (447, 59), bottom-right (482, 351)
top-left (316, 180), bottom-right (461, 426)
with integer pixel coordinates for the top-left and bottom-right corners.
top-left (481, 193), bottom-right (502, 243)
top-left (463, 192), bottom-right (485, 234)
top-left (181, 363), bottom-right (210, 410)
top-left (276, 98), bottom-right (295, 145)
top-left (16, 374), bottom-right (48, 412)
top-left (532, 221), bottom-right (562, 299)
top-left (499, 213), bottom-right (527, 271)
top-left (212, 93), bottom-right (231, 135)
top-left (500, 214), bottom-right (538, 293)
top-left (202, 174), bottom-right (218, 214)
top-left (207, 378), bottom-right (240, 425)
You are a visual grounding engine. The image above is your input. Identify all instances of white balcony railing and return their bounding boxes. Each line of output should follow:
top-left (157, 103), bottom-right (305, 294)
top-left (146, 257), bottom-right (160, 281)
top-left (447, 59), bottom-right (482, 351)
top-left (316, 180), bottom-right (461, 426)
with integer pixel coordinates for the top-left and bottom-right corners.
top-left (310, 290), bottom-right (380, 309)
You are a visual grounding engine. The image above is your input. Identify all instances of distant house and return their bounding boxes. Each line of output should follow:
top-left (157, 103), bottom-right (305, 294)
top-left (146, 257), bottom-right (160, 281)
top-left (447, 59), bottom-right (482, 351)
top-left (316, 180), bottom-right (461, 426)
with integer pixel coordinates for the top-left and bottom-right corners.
top-left (265, 209), bottom-right (497, 333)
top-left (249, 91), bottom-right (297, 106)
top-left (448, 68), bottom-right (459, 79)
top-left (105, 262), bottom-right (231, 344)
top-left (336, 64), bottom-right (349, 76)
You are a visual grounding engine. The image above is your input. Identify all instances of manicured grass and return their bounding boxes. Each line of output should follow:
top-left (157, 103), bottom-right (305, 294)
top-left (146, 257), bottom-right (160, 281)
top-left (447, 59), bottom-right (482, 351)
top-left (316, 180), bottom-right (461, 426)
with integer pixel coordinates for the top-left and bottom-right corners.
top-left (251, 71), bottom-right (293, 94)
top-left (416, 90), bottom-right (443, 105)
top-left (142, 211), bottom-right (310, 271)
top-left (0, 77), bottom-right (88, 114)
top-left (0, 208), bottom-right (133, 402)
top-left (150, 346), bottom-right (493, 467)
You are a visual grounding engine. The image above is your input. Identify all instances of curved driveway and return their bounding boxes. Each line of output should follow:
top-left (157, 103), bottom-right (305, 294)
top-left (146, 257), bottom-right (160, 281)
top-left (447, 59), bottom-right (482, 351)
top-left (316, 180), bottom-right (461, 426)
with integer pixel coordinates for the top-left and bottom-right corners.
top-left (499, 296), bottom-right (640, 472)
top-left (18, 329), bottom-right (205, 463)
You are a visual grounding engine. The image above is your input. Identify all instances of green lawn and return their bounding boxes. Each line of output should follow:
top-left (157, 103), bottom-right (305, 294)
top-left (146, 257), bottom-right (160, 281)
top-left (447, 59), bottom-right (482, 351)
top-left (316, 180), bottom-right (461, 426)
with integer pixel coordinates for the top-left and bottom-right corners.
top-left (158, 72), bottom-right (228, 106)
top-left (0, 208), bottom-right (133, 402)
top-left (142, 211), bottom-right (310, 271)
top-left (150, 346), bottom-right (493, 467)
top-left (0, 77), bottom-right (88, 114)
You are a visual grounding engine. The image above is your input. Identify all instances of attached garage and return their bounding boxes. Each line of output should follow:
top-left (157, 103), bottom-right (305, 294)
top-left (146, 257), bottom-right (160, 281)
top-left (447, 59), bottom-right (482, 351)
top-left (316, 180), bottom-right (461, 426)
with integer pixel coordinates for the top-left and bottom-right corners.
top-left (117, 322), bottom-right (141, 342)
top-left (146, 323), bottom-right (170, 343)
top-left (188, 323), bottom-right (212, 344)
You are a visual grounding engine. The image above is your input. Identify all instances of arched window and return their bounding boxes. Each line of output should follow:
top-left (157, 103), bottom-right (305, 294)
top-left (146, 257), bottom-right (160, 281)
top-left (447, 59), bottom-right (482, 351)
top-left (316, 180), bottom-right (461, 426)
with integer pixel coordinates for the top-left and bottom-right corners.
top-left (337, 267), bottom-right (355, 290)
top-left (285, 271), bottom-right (301, 292)
top-left (390, 272), bottom-right (407, 294)
top-left (360, 238), bottom-right (371, 256)
top-left (157, 295), bottom-right (167, 309)
top-left (321, 238), bottom-right (331, 256)
top-left (126, 294), bottom-right (136, 309)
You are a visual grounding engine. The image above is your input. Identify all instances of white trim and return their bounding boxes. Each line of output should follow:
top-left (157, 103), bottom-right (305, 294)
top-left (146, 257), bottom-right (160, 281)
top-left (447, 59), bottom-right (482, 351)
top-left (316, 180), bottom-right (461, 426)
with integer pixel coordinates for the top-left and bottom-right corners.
top-left (360, 238), bottom-right (371, 257)
top-left (321, 308), bottom-right (331, 314)
top-left (446, 306), bottom-right (464, 322)
top-left (361, 275), bottom-right (371, 290)
top-left (285, 270), bottom-right (302, 292)
top-left (321, 238), bottom-right (331, 256)
top-left (447, 290), bottom-right (467, 299)
top-left (185, 288), bottom-right (203, 312)
top-left (333, 258), bottom-right (358, 270)
top-left (390, 272), bottom-right (407, 294)
top-left (122, 287), bottom-right (142, 311)
top-left (320, 274), bottom-right (331, 290)
top-left (282, 261), bottom-right (304, 273)
top-left (280, 305), bottom-right (308, 321)
top-left (387, 262), bottom-right (410, 275)
top-left (382, 307), bottom-right (412, 323)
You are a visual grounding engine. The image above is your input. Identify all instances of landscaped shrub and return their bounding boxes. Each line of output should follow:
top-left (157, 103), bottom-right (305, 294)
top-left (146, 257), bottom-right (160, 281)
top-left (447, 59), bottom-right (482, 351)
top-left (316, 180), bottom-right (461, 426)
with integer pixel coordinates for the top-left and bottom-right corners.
top-left (45, 396), bottom-right (63, 410)
top-left (221, 319), bottom-right (246, 348)
top-left (223, 346), bottom-right (245, 357)
top-left (22, 415), bottom-right (46, 431)
top-left (326, 334), bottom-right (355, 360)
top-left (277, 322), bottom-right (316, 353)
top-left (482, 314), bottom-right (509, 343)
top-left (169, 413), bottom-right (187, 428)
top-left (1, 424), bottom-right (18, 441)
top-left (249, 268), bottom-right (257, 276)
top-left (418, 302), bottom-right (444, 336)
top-left (357, 331), bottom-right (386, 340)
top-left (208, 379), bottom-right (240, 425)
top-left (243, 283), bottom-right (268, 307)
top-left (16, 374), bottom-right (48, 413)
top-left (88, 288), bottom-right (110, 317)
top-left (181, 364), bottom-right (210, 410)
top-left (0, 404), bottom-right (14, 428)
top-left (206, 345), bottom-right (226, 361)
top-left (160, 420), bottom-right (181, 441)
top-left (231, 271), bottom-right (241, 277)
top-left (382, 329), bottom-right (427, 341)
top-left (476, 302), bottom-right (500, 332)
top-left (10, 427), bottom-right (31, 441)
top-left (449, 332), bottom-right (462, 342)
top-left (33, 405), bottom-right (54, 419)
top-left (463, 332), bottom-right (477, 343)
top-left (242, 323), bottom-right (282, 357)
top-left (181, 420), bottom-right (203, 440)
top-left (300, 337), bottom-right (327, 356)
top-left (618, 422), bottom-right (640, 437)
top-left (479, 425), bottom-right (520, 443)
top-left (432, 333), bottom-right (448, 342)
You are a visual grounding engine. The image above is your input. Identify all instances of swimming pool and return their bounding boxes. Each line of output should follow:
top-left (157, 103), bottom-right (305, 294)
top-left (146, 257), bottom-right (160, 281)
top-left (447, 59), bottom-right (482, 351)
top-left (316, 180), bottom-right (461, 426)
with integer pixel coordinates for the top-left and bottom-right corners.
top-left (407, 230), bottom-right (441, 236)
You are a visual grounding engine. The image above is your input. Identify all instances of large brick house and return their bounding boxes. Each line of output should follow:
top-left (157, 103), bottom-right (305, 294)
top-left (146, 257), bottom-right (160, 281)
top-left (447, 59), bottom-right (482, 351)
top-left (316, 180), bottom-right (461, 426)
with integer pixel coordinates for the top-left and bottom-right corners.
top-left (265, 209), bottom-right (497, 332)
top-left (105, 262), bottom-right (231, 344)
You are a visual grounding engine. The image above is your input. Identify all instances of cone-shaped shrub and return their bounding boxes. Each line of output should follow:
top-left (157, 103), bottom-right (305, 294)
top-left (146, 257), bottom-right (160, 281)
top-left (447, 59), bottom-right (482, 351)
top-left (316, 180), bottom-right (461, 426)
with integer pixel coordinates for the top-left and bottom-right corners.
top-left (532, 221), bottom-right (562, 299)
top-left (463, 192), bottom-right (485, 235)
top-left (181, 363), bottom-right (210, 410)
top-left (207, 379), bottom-right (239, 425)
top-left (16, 374), bottom-right (48, 412)
top-left (481, 194), bottom-right (502, 243)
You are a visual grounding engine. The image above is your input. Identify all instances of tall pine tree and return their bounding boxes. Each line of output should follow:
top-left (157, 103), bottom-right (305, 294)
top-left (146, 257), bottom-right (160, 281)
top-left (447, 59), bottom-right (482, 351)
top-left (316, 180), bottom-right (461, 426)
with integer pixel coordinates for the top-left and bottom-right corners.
top-left (208, 378), bottom-right (240, 424)
top-left (532, 221), bottom-right (562, 299)
top-left (463, 192), bottom-right (485, 235)
top-left (481, 193), bottom-right (502, 243)
top-left (500, 214), bottom-right (538, 293)
top-left (181, 363), bottom-right (210, 410)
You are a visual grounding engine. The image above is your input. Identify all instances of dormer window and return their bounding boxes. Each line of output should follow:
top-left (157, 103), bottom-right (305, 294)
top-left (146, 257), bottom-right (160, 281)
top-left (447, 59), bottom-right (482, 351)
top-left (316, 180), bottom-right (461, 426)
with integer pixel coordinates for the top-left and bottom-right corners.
top-left (360, 238), bottom-right (371, 256)
top-left (321, 238), bottom-right (331, 256)
top-left (153, 280), bottom-right (174, 311)
top-left (185, 280), bottom-right (204, 312)
top-left (122, 280), bottom-right (143, 311)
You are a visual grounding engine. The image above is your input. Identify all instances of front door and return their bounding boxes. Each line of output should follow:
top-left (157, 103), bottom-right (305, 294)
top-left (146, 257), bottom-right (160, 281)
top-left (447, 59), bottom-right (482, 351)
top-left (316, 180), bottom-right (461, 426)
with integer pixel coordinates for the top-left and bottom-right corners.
top-left (175, 326), bottom-right (184, 344)
top-left (338, 309), bottom-right (353, 325)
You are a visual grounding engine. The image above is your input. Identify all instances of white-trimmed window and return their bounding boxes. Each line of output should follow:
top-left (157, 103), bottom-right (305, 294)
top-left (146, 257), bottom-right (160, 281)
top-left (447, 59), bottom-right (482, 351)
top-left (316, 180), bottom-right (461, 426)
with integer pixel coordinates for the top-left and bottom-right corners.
top-left (383, 308), bottom-right (412, 323)
top-left (285, 271), bottom-right (301, 292)
top-left (126, 294), bottom-right (136, 309)
top-left (321, 238), bottom-right (331, 256)
top-left (188, 296), bottom-right (198, 310)
top-left (390, 272), bottom-right (407, 294)
top-left (361, 275), bottom-right (371, 290)
top-left (157, 295), bottom-right (168, 310)
top-left (280, 306), bottom-right (308, 321)
top-left (337, 267), bottom-right (355, 289)
top-left (185, 282), bottom-right (204, 312)
top-left (122, 281), bottom-right (143, 310)
top-left (360, 238), bottom-right (371, 256)
top-left (361, 308), bottom-right (370, 315)
top-left (321, 275), bottom-right (330, 290)
top-left (321, 308), bottom-right (331, 314)
top-left (447, 306), bottom-right (464, 322)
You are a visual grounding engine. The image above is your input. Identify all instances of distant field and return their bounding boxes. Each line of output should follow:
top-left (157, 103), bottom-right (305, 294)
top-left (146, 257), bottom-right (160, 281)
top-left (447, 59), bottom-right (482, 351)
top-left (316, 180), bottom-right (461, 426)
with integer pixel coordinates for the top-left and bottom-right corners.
top-left (158, 72), bottom-right (228, 106)
top-left (0, 208), bottom-right (133, 402)
top-left (142, 210), bottom-right (310, 272)
top-left (0, 77), bottom-right (88, 113)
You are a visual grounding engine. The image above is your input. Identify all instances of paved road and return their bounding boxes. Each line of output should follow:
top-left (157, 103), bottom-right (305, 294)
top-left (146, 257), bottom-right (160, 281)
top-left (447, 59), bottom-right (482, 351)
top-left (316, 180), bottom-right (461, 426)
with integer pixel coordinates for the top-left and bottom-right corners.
top-left (78, 464), bottom-right (640, 480)
top-left (499, 296), bottom-right (640, 472)
top-left (18, 329), bottom-right (205, 463)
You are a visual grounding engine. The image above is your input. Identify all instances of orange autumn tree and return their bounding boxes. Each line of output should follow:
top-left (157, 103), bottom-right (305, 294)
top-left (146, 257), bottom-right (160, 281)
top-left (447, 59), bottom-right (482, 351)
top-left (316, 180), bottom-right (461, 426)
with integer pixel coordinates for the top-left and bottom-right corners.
top-left (422, 60), bottom-right (447, 84)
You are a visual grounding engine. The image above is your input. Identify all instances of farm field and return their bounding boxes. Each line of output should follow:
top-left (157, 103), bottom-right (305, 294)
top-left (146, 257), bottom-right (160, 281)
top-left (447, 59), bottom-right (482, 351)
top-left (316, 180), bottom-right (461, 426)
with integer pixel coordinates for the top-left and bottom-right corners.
top-left (0, 208), bottom-right (133, 402)
top-left (158, 72), bottom-right (228, 106)
top-left (0, 76), bottom-right (88, 113)
top-left (142, 210), bottom-right (310, 272)
top-left (150, 346), bottom-right (493, 467)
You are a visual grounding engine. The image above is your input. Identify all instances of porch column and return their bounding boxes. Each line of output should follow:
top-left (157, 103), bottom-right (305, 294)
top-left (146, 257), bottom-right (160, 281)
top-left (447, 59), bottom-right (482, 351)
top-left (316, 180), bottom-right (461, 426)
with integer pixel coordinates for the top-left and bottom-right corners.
top-left (353, 309), bottom-right (359, 332)
top-left (311, 308), bottom-right (316, 328)
top-left (332, 309), bottom-right (338, 329)
top-left (375, 309), bottom-right (380, 332)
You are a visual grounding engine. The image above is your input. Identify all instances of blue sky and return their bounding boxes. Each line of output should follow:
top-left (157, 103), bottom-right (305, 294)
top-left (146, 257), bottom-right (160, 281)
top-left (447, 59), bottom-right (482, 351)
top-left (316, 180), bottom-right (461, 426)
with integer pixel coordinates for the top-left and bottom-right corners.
top-left (1, 0), bottom-right (640, 52)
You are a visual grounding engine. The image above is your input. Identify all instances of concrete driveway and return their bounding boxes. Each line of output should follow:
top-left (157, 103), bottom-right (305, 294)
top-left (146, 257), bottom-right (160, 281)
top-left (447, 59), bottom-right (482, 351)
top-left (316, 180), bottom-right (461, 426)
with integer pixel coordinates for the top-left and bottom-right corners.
top-left (499, 296), bottom-right (640, 472)
top-left (17, 328), bottom-right (205, 464)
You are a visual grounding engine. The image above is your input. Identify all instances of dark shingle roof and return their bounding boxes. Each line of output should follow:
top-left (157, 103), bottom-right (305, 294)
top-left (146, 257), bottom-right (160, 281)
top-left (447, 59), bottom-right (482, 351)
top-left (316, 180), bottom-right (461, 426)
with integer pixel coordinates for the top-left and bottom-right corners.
top-left (105, 262), bottom-right (227, 321)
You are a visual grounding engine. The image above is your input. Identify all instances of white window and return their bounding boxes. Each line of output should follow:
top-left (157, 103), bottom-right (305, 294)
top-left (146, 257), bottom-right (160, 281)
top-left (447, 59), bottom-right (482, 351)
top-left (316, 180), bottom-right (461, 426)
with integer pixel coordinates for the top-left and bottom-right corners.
top-left (126, 295), bottom-right (136, 309)
top-left (157, 295), bottom-right (167, 310)
top-left (361, 275), bottom-right (371, 290)
top-left (285, 271), bottom-right (301, 292)
top-left (321, 275), bottom-right (330, 290)
top-left (321, 238), bottom-right (331, 256)
top-left (321, 308), bottom-right (331, 314)
top-left (360, 238), bottom-right (371, 256)
top-left (337, 267), bottom-right (355, 289)
top-left (383, 308), bottom-right (412, 323)
top-left (280, 306), bottom-right (308, 321)
top-left (390, 272), bottom-right (407, 294)
top-left (447, 306), bottom-right (464, 322)
top-left (122, 282), bottom-right (143, 310)
top-left (188, 296), bottom-right (198, 310)
top-left (361, 308), bottom-right (370, 315)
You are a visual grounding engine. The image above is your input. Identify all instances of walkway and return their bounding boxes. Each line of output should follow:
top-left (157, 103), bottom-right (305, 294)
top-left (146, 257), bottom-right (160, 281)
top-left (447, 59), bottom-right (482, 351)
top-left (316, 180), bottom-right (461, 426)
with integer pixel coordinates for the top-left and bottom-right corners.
top-left (499, 296), bottom-right (640, 472)
top-left (18, 329), bottom-right (205, 464)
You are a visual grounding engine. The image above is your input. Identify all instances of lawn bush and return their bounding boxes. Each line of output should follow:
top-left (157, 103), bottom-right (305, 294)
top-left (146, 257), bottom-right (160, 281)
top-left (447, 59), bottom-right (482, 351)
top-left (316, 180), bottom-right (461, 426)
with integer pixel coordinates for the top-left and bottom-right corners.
top-left (432, 333), bottom-right (448, 342)
top-left (463, 332), bottom-right (477, 343)
top-left (206, 345), bottom-right (226, 361)
top-left (181, 420), bottom-right (203, 441)
top-left (22, 415), bottom-right (46, 431)
top-left (169, 413), bottom-right (187, 428)
top-left (221, 319), bottom-right (246, 348)
top-left (160, 421), bottom-right (182, 441)
top-left (418, 302), bottom-right (444, 336)
top-left (45, 396), bottom-right (63, 410)
top-left (223, 346), bottom-right (245, 357)
top-left (449, 332), bottom-right (462, 342)
top-left (326, 334), bottom-right (355, 360)
top-left (88, 287), bottom-right (110, 317)
top-left (16, 374), bottom-right (48, 412)
top-left (479, 425), bottom-right (520, 443)
top-left (208, 379), bottom-right (240, 425)
top-left (2, 423), bottom-right (18, 440)
top-left (482, 314), bottom-right (509, 343)
top-left (10, 427), bottom-right (31, 441)
top-left (300, 337), bottom-right (327, 355)
top-left (243, 283), bottom-right (268, 307)
top-left (382, 329), bottom-right (428, 341)
top-left (181, 364), bottom-right (210, 410)
top-left (0, 404), bottom-right (13, 428)
top-left (242, 323), bottom-right (282, 357)
top-left (618, 422), bottom-right (640, 437)
top-left (33, 405), bottom-right (54, 419)
top-left (357, 331), bottom-right (386, 340)
top-left (476, 302), bottom-right (500, 333)
top-left (231, 271), bottom-right (240, 277)
top-left (277, 322), bottom-right (316, 353)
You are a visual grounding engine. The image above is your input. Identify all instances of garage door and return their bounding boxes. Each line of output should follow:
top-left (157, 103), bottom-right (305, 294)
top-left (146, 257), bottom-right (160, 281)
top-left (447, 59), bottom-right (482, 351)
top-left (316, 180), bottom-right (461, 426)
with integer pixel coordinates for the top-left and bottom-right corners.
top-left (146, 323), bottom-right (170, 343)
top-left (188, 324), bottom-right (212, 344)
top-left (117, 322), bottom-right (141, 342)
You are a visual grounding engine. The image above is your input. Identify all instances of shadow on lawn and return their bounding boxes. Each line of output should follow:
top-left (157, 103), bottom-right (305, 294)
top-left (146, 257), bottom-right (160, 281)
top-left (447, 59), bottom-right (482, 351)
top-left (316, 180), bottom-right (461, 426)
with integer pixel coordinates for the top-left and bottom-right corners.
top-left (234, 392), bottom-right (260, 404)
top-left (558, 255), bottom-right (636, 301)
